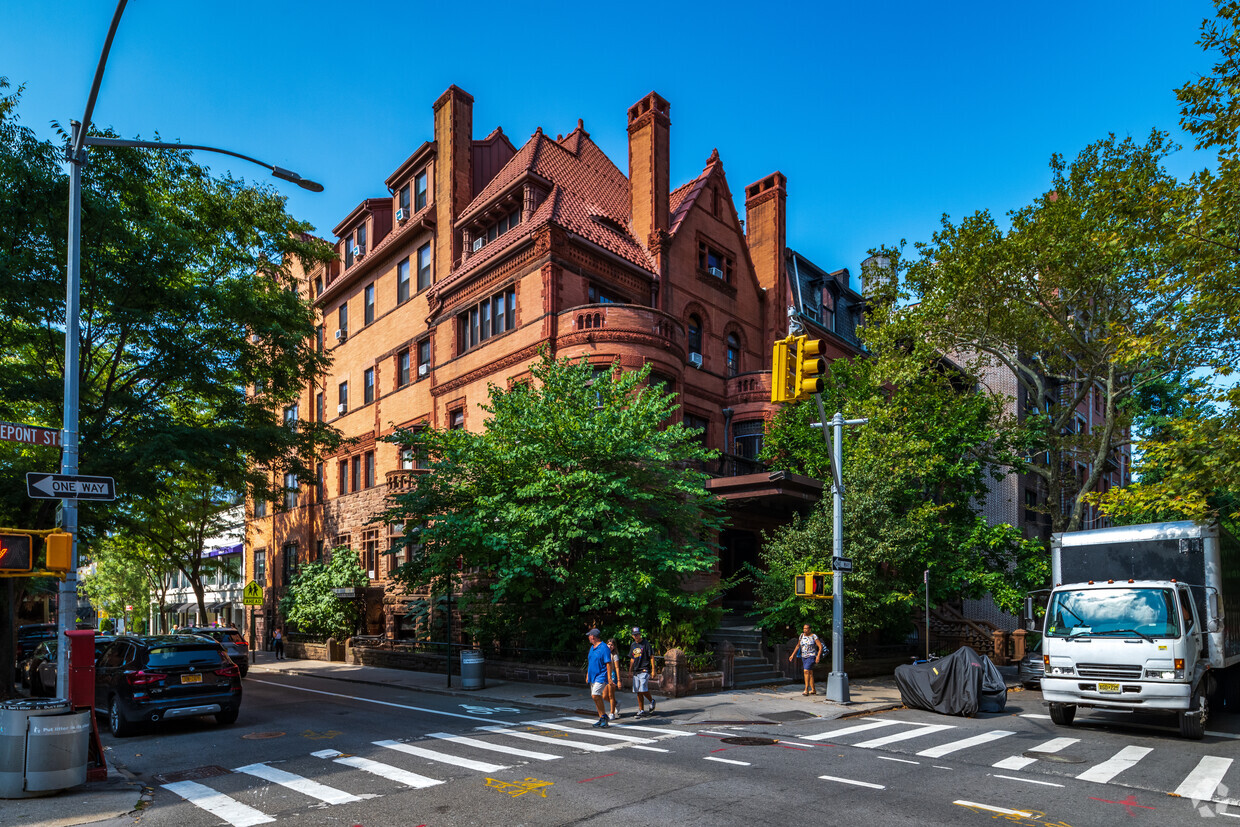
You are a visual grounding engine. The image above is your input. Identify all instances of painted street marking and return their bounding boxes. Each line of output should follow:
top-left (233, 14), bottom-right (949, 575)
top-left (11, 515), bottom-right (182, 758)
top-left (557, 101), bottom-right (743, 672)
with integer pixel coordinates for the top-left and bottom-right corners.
top-left (426, 731), bottom-right (560, 761)
top-left (992, 737), bottom-right (1079, 771)
top-left (933, 766), bottom-right (953, 770)
top-left (248, 678), bottom-right (517, 723)
top-left (819, 774), bottom-right (885, 789)
top-left (1088, 794), bottom-right (1155, 815)
top-left (877, 756), bottom-right (920, 765)
top-left (459, 704), bottom-right (521, 715)
top-left (1174, 756), bottom-right (1234, 802)
top-left (475, 725), bottom-right (620, 752)
top-left (233, 763), bottom-right (362, 805)
top-left (854, 723), bottom-right (955, 749)
top-left (375, 739), bottom-right (510, 773)
top-left (1206, 731), bottom-right (1240, 740)
top-left (578, 772), bottom-right (618, 783)
top-left (916, 730), bottom-right (1014, 758)
top-left (775, 739), bottom-right (818, 748)
top-left (301, 729), bottom-right (341, 740)
top-left (484, 777), bottom-right (553, 798)
top-left (521, 721), bottom-right (657, 744)
top-left (161, 780), bottom-right (275, 827)
top-left (563, 717), bottom-right (689, 736)
top-left (311, 749), bottom-right (442, 789)
top-left (704, 756), bottom-right (751, 766)
top-left (629, 745), bottom-right (671, 752)
top-left (696, 730), bottom-right (737, 737)
top-left (803, 719), bottom-right (901, 742)
top-left (1020, 714), bottom-right (1052, 720)
top-left (1075, 745), bottom-right (1153, 784)
top-left (954, 800), bottom-right (1033, 817)
top-left (993, 773), bottom-right (1064, 787)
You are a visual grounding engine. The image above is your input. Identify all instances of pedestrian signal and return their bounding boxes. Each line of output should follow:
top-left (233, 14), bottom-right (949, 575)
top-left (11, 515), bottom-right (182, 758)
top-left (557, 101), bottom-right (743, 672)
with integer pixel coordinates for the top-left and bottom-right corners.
top-left (0, 534), bottom-right (32, 571)
top-left (44, 532), bottom-right (72, 571)
top-left (794, 571), bottom-right (831, 599)
top-left (796, 338), bottom-right (826, 398)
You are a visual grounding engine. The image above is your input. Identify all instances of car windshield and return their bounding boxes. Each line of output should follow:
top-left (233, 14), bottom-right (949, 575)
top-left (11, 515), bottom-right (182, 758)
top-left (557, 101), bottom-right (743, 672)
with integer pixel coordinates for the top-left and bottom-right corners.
top-left (1046, 588), bottom-right (1180, 639)
top-left (146, 645), bottom-right (225, 668)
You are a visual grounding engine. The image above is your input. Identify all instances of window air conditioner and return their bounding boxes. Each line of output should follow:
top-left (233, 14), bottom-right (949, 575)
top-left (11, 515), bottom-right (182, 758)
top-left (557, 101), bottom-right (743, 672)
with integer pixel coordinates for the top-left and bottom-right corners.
top-left (688, 352), bottom-right (703, 369)
top-left (708, 266), bottom-right (724, 279)
top-left (418, 363), bottom-right (429, 377)
top-left (352, 245), bottom-right (363, 259)
top-left (472, 237), bottom-right (485, 252)
top-left (337, 404), bottom-right (347, 414)
top-left (368, 569), bottom-right (376, 579)
top-left (396, 208), bottom-right (408, 223)
top-left (335, 329), bottom-right (347, 341)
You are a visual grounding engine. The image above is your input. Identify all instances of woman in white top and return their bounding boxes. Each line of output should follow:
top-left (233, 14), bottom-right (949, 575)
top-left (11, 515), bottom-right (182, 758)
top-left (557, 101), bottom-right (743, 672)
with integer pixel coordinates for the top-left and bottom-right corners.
top-left (788, 624), bottom-right (824, 695)
top-left (605, 638), bottom-right (622, 719)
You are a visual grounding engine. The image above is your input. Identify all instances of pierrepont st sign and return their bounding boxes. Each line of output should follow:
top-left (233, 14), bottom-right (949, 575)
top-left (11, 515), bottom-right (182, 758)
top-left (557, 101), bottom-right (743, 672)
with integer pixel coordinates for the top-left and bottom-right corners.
top-left (26, 472), bottom-right (115, 501)
top-left (0, 421), bottom-right (60, 447)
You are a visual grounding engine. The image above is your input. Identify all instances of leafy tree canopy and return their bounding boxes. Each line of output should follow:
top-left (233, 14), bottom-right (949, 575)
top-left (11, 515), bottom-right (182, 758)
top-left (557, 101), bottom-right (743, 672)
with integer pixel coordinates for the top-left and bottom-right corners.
top-left (279, 549), bottom-right (368, 640)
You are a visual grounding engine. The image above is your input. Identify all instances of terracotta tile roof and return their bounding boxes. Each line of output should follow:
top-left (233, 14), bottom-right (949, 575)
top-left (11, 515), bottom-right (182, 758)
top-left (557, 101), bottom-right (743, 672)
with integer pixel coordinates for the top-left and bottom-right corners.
top-left (669, 149), bottom-right (722, 236)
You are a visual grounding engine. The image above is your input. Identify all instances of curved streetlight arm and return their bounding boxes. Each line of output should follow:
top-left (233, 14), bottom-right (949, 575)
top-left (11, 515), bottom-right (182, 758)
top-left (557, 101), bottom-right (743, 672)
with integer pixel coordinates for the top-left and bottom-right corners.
top-left (72, 0), bottom-right (129, 158)
top-left (82, 136), bottom-right (324, 192)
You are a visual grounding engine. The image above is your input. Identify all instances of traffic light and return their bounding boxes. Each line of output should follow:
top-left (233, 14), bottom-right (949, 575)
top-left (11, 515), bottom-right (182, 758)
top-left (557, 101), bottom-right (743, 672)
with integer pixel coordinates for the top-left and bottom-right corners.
top-left (45, 533), bottom-right (72, 572)
top-left (794, 571), bottom-right (831, 599)
top-left (796, 337), bottom-right (826, 399)
top-left (771, 336), bottom-right (799, 403)
top-left (0, 534), bottom-right (32, 571)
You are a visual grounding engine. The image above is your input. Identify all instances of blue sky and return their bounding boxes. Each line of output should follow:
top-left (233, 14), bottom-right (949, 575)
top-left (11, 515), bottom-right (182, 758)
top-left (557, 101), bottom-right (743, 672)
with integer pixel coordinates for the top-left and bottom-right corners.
top-left (2, 1), bottom-right (1218, 279)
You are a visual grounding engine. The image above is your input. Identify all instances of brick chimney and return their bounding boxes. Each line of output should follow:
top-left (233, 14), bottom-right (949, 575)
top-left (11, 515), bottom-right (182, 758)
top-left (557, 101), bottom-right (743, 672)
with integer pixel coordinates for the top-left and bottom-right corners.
top-left (627, 92), bottom-right (671, 257)
top-left (744, 172), bottom-right (788, 358)
top-left (433, 85), bottom-right (474, 274)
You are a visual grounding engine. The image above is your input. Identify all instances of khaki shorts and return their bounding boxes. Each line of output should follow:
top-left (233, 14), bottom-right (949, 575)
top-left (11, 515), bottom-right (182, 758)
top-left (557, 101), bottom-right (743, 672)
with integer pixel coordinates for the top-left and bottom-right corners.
top-left (590, 681), bottom-right (607, 696)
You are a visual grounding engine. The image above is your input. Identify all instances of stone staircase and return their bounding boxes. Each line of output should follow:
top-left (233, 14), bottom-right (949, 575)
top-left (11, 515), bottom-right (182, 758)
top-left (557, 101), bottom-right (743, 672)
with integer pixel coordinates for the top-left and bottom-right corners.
top-left (706, 619), bottom-right (791, 689)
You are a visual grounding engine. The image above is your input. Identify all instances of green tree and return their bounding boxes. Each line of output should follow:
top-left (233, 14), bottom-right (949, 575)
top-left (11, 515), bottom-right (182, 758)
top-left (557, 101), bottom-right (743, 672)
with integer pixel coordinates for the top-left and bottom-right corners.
top-left (79, 537), bottom-right (152, 633)
top-left (279, 549), bottom-right (368, 639)
top-left (380, 350), bottom-right (725, 652)
top-left (754, 356), bottom-right (1047, 640)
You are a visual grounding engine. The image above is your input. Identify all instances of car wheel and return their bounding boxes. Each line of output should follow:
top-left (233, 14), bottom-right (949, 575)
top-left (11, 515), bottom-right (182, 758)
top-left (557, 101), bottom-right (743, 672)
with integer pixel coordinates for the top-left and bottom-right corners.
top-left (215, 708), bottom-right (239, 726)
top-left (239, 666), bottom-right (248, 678)
top-left (1049, 703), bottom-right (1076, 726)
top-left (109, 696), bottom-right (135, 737)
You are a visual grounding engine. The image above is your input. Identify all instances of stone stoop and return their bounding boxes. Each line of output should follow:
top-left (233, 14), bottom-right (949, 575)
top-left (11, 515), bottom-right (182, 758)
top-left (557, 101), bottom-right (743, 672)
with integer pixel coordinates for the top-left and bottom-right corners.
top-left (707, 623), bottom-right (791, 688)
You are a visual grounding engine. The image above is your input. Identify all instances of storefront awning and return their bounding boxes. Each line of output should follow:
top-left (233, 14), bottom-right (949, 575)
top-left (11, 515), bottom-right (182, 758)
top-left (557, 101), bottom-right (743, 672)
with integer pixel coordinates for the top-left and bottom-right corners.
top-left (208, 602), bottom-right (230, 612)
top-left (175, 602), bottom-right (197, 613)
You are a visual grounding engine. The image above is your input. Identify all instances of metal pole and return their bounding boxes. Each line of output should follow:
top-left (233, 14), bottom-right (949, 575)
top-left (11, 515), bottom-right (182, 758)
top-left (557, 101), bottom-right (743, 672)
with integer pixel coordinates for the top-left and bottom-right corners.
top-left (924, 569), bottom-right (930, 661)
top-left (825, 411), bottom-right (849, 703)
top-left (446, 580), bottom-right (452, 688)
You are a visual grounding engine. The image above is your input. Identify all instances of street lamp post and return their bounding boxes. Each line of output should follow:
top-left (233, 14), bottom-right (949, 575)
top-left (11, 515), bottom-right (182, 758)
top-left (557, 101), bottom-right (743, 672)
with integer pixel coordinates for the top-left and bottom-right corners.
top-left (55, 0), bottom-right (322, 697)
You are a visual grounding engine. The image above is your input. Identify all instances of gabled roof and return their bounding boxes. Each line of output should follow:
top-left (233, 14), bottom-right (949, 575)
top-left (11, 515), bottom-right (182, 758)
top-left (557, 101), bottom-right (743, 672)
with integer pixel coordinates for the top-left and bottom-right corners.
top-left (669, 149), bottom-right (723, 236)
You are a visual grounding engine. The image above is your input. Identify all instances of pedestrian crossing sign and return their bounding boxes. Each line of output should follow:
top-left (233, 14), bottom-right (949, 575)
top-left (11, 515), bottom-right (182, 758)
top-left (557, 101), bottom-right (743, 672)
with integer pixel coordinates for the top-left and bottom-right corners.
top-left (243, 580), bottom-right (264, 606)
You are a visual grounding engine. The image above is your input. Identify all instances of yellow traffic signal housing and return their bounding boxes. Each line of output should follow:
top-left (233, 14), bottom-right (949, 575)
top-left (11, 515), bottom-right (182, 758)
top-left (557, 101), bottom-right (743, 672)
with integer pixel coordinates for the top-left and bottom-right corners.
top-left (796, 338), bottom-right (826, 399)
top-left (45, 533), bottom-right (72, 572)
top-left (0, 534), bottom-right (32, 571)
top-left (794, 571), bottom-right (832, 599)
top-left (771, 336), bottom-right (801, 403)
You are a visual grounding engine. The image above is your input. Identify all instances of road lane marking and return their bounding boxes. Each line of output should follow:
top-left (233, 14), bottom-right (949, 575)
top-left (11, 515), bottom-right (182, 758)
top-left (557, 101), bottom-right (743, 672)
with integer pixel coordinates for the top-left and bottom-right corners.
top-left (1020, 714), bottom-right (1052, 720)
top-left (426, 731), bottom-right (560, 760)
top-left (1174, 756), bottom-right (1234, 802)
top-left (992, 737), bottom-right (1079, 771)
top-left (704, 756), bottom-right (751, 766)
top-left (877, 756), bottom-right (920, 764)
top-left (521, 721), bottom-right (658, 744)
top-left (629, 745), bottom-right (670, 752)
top-left (993, 773), bottom-right (1064, 787)
top-left (248, 678), bottom-right (514, 723)
top-left (916, 730), bottom-right (1015, 758)
top-left (803, 719), bottom-right (901, 742)
top-left (233, 763), bottom-right (362, 805)
top-left (375, 740), bottom-right (511, 772)
top-left (819, 774), bottom-right (885, 789)
top-left (475, 725), bottom-right (620, 752)
top-left (161, 780), bottom-right (275, 827)
top-left (955, 801), bottom-right (1033, 817)
top-left (563, 717), bottom-right (690, 736)
top-left (1075, 745), bottom-right (1153, 783)
top-left (311, 749), bottom-right (443, 789)
top-left (854, 724), bottom-right (955, 748)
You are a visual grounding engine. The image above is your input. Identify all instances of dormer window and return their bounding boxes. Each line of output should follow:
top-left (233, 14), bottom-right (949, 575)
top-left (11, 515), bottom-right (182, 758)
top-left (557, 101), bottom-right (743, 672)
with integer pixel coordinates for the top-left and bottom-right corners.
top-left (414, 171), bottom-right (428, 211)
top-left (398, 185), bottom-right (410, 217)
top-left (698, 242), bottom-right (733, 283)
top-left (471, 208), bottom-right (522, 252)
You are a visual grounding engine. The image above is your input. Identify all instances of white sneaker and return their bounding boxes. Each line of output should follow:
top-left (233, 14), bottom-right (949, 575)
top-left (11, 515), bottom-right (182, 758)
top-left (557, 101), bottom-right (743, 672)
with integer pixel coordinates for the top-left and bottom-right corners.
top-left (608, 712), bottom-right (617, 720)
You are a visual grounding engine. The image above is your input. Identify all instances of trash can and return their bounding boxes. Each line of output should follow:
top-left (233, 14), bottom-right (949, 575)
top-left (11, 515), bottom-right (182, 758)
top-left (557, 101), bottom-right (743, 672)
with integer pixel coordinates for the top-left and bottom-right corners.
top-left (0, 698), bottom-right (91, 799)
top-left (460, 649), bottom-right (485, 690)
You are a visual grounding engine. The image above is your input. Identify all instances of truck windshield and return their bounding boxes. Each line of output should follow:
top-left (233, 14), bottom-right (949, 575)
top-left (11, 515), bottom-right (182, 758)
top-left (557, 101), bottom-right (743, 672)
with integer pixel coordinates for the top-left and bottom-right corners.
top-left (1046, 588), bottom-right (1180, 639)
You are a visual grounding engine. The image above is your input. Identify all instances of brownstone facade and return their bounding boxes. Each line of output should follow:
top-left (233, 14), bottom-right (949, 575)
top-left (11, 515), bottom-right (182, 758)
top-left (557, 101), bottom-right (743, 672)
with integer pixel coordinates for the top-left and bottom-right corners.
top-left (246, 87), bottom-right (860, 641)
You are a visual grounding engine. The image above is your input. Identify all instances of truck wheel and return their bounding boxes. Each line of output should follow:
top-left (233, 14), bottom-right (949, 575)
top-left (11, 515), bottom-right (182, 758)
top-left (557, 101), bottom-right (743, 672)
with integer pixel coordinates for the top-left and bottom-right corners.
top-left (1049, 703), bottom-right (1076, 726)
top-left (1180, 690), bottom-right (1207, 740)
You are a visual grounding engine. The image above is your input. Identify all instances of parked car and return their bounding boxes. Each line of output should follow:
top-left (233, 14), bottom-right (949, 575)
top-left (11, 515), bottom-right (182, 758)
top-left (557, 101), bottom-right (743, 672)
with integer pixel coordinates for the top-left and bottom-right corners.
top-left (94, 635), bottom-right (242, 737)
top-left (182, 627), bottom-right (249, 677)
top-left (1017, 637), bottom-right (1043, 689)
top-left (15, 623), bottom-right (57, 679)
top-left (29, 635), bottom-right (116, 697)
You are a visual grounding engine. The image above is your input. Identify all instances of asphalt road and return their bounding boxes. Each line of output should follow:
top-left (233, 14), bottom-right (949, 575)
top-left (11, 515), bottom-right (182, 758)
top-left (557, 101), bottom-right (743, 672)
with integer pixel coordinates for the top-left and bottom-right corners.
top-left (92, 672), bottom-right (1240, 826)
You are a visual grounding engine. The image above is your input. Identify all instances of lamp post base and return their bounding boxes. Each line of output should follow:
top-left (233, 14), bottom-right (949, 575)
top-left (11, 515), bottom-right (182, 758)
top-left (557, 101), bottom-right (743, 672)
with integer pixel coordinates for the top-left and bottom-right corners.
top-left (826, 672), bottom-right (850, 704)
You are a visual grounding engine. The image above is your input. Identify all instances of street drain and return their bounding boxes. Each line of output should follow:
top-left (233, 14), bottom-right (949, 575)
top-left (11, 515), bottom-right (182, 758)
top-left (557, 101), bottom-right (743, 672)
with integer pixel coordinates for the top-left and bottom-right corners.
top-left (1023, 751), bottom-right (1087, 764)
top-left (153, 765), bottom-right (230, 784)
top-left (242, 731), bottom-right (286, 740)
top-left (534, 693), bottom-right (570, 698)
top-left (719, 737), bottom-right (779, 746)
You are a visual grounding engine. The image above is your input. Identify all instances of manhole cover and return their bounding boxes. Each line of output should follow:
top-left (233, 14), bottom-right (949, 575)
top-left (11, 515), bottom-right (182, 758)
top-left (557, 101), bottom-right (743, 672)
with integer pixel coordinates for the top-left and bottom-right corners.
top-left (534, 693), bottom-right (570, 698)
top-left (154, 765), bottom-right (230, 784)
top-left (1023, 750), bottom-right (1087, 764)
top-left (719, 737), bottom-right (779, 746)
top-left (242, 731), bottom-right (286, 740)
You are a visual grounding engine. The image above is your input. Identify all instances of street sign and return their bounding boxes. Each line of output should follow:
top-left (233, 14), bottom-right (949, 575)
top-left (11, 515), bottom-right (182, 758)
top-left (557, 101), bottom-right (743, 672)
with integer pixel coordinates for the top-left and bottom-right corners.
top-left (0, 421), bottom-right (60, 447)
top-left (832, 557), bottom-right (853, 572)
top-left (332, 587), bottom-right (357, 598)
top-left (26, 472), bottom-right (115, 501)
top-left (243, 580), bottom-right (264, 606)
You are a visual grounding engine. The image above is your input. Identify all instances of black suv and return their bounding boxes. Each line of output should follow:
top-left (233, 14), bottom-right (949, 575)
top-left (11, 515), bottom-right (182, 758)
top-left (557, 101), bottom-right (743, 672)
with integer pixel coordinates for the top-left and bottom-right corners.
top-left (94, 635), bottom-right (242, 736)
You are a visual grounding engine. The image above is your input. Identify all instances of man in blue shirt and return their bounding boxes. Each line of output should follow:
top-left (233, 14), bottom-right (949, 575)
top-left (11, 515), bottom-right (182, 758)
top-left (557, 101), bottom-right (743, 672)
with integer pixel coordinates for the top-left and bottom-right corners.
top-left (586, 628), bottom-right (614, 728)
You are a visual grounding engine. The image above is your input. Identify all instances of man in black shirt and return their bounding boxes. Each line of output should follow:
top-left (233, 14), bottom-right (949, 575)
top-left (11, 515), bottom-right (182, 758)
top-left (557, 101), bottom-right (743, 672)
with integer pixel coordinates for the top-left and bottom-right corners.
top-left (628, 627), bottom-right (657, 717)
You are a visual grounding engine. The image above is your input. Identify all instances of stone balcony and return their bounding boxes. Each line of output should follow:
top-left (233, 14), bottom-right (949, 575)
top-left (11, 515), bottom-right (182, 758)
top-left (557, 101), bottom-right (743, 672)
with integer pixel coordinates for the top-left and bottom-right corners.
top-left (556, 303), bottom-right (684, 359)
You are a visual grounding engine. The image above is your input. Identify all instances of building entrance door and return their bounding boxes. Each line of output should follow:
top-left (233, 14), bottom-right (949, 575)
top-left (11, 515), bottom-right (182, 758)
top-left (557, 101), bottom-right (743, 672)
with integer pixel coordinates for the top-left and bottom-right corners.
top-left (719, 529), bottom-right (759, 611)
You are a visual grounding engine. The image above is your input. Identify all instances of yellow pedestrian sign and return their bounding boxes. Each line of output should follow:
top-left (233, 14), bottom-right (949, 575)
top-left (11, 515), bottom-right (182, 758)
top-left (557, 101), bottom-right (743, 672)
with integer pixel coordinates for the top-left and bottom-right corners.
top-left (243, 580), bottom-right (264, 606)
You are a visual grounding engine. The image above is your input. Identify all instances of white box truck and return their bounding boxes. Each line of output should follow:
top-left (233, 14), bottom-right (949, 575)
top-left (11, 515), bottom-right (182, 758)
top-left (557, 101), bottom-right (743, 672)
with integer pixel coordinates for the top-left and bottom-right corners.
top-left (1040, 520), bottom-right (1240, 739)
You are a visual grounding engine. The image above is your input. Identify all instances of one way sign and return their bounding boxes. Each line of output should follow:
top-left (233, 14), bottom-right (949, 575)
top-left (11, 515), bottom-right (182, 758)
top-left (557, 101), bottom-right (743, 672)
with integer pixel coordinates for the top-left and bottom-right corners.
top-left (26, 472), bottom-right (116, 501)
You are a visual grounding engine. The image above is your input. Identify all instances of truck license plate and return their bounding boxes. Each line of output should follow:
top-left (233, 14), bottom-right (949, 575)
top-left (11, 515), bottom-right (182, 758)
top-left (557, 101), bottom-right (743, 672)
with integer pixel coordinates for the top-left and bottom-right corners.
top-left (1097, 682), bottom-right (1120, 693)
top-left (181, 674), bottom-right (203, 684)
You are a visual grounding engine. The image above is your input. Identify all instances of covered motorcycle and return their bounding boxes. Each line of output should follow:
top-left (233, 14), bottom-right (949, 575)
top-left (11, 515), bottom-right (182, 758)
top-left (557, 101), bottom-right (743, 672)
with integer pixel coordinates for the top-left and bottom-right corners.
top-left (894, 645), bottom-right (1008, 716)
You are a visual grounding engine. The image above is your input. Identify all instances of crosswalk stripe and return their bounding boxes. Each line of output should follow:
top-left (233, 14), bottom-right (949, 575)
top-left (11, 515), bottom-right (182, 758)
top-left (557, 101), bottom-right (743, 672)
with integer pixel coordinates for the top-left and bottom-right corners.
top-left (475, 725), bottom-right (620, 752)
top-left (820, 774), bottom-right (885, 790)
top-left (233, 763), bottom-right (362, 805)
top-left (375, 740), bottom-right (510, 772)
top-left (916, 730), bottom-right (1014, 758)
top-left (1075, 746), bottom-right (1153, 783)
top-left (992, 737), bottom-right (1079, 770)
top-left (802, 719), bottom-right (902, 742)
top-left (426, 731), bottom-right (560, 760)
top-left (161, 780), bottom-right (275, 827)
top-left (521, 721), bottom-right (658, 744)
top-left (704, 756), bottom-right (750, 766)
top-left (310, 749), bottom-right (443, 789)
top-left (1174, 756), bottom-right (1234, 801)
top-left (854, 724), bottom-right (955, 749)
top-left (563, 717), bottom-right (690, 736)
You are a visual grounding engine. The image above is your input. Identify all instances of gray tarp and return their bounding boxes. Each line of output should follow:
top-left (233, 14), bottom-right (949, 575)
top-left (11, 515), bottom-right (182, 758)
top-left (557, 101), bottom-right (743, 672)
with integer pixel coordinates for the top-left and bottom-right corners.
top-left (893, 645), bottom-right (1008, 716)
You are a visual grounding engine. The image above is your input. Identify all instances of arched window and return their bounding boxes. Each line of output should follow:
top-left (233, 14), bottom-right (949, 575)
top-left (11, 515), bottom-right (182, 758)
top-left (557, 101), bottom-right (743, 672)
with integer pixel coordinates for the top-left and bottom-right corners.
top-left (726, 333), bottom-right (740, 376)
top-left (688, 315), bottom-right (703, 356)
